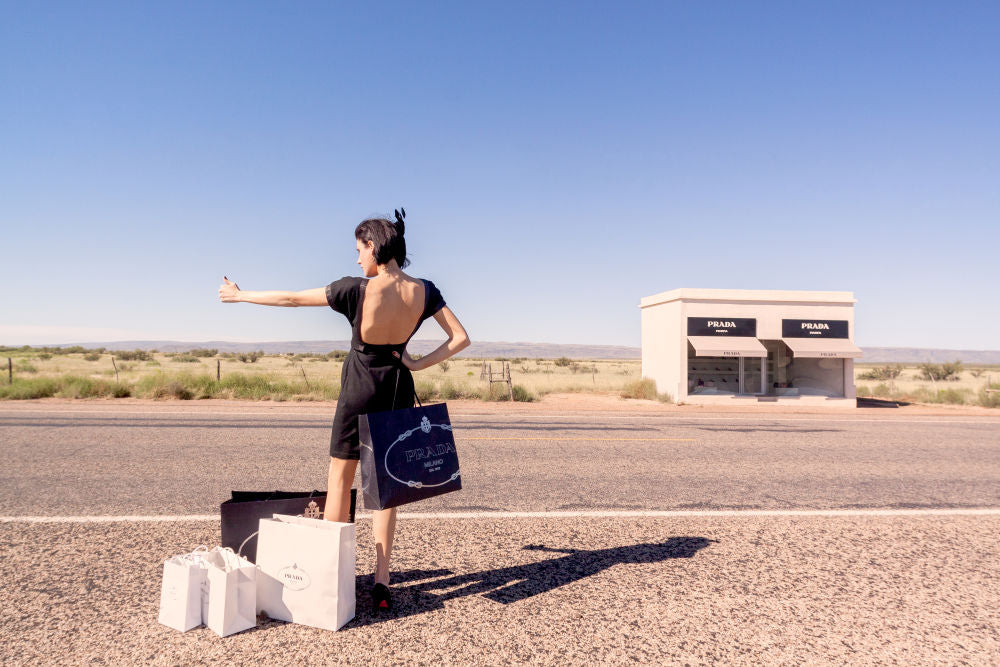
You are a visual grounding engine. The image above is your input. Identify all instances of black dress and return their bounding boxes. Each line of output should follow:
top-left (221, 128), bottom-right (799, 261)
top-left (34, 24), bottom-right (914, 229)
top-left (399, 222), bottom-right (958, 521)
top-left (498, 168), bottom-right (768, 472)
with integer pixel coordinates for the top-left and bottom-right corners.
top-left (326, 276), bottom-right (447, 460)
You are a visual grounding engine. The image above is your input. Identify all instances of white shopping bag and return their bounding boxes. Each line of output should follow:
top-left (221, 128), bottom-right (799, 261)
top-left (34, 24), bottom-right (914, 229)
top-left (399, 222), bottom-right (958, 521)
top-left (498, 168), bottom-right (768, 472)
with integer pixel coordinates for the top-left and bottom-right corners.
top-left (158, 546), bottom-right (209, 632)
top-left (255, 514), bottom-right (355, 631)
top-left (201, 547), bottom-right (257, 637)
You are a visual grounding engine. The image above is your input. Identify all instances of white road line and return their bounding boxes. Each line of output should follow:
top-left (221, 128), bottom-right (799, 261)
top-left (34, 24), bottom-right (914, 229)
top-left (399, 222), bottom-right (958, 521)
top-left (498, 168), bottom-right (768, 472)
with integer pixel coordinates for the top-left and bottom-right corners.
top-left (3, 508), bottom-right (1000, 523)
top-left (1, 409), bottom-right (999, 425)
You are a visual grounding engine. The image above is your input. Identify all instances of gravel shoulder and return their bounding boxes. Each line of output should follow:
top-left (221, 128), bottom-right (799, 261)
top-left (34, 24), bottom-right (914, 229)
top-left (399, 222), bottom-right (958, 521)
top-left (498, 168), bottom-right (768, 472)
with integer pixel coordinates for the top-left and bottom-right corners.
top-left (3, 516), bottom-right (997, 665)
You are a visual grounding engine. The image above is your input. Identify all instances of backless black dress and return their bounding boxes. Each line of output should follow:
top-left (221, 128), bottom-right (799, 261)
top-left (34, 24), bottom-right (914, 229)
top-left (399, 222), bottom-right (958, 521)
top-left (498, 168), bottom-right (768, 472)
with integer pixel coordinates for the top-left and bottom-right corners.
top-left (326, 276), bottom-right (446, 459)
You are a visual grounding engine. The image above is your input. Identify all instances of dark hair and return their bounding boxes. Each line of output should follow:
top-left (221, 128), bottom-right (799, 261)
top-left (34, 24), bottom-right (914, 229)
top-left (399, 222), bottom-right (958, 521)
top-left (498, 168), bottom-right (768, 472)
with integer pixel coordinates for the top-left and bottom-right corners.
top-left (354, 216), bottom-right (409, 268)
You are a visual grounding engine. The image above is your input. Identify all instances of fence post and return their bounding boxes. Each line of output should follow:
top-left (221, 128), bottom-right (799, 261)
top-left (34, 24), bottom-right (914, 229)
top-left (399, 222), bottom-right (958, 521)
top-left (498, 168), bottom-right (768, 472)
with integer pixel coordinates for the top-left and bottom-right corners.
top-left (7, 357), bottom-right (11, 385)
top-left (217, 359), bottom-right (221, 381)
top-left (112, 357), bottom-right (119, 383)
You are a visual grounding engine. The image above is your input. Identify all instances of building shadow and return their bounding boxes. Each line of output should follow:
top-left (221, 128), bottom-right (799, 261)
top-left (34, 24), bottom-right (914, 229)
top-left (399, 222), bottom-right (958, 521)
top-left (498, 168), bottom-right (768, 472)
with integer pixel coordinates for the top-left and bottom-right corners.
top-left (347, 536), bottom-right (714, 627)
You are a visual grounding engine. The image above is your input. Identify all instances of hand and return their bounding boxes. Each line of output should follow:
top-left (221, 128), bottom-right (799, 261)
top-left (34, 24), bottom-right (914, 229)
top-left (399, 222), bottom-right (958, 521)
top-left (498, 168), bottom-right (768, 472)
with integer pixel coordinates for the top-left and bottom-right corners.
top-left (401, 351), bottom-right (420, 371)
top-left (218, 276), bottom-right (241, 303)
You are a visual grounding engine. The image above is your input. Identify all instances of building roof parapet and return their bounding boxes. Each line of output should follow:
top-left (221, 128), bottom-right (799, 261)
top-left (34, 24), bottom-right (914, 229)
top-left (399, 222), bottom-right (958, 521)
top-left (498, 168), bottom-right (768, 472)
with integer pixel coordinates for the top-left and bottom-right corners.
top-left (639, 288), bottom-right (857, 309)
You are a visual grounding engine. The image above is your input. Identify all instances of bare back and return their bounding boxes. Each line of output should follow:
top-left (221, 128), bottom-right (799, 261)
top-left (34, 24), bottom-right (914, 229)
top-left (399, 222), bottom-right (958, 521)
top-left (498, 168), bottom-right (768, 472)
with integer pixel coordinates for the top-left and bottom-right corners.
top-left (359, 275), bottom-right (426, 345)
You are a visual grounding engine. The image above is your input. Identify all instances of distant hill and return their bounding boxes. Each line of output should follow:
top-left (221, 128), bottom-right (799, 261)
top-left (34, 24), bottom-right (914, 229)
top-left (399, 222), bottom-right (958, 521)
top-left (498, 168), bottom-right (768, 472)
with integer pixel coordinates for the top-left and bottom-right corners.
top-left (45, 339), bottom-right (642, 360)
top-left (856, 347), bottom-right (1000, 364)
top-left (34, 339), bottom-right (1000, 363)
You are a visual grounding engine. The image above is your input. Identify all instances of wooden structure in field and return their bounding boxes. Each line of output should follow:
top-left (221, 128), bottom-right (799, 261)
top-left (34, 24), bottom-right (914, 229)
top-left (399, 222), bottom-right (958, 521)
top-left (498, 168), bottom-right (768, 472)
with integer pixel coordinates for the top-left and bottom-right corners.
top-left (480, 361), bottom-right (513, 401)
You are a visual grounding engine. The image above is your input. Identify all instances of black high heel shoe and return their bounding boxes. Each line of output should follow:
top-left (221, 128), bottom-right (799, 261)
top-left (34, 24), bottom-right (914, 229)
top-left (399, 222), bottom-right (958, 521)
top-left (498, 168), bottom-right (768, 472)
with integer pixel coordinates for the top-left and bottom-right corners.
top-left (372, 583), bottom-right (393, 611)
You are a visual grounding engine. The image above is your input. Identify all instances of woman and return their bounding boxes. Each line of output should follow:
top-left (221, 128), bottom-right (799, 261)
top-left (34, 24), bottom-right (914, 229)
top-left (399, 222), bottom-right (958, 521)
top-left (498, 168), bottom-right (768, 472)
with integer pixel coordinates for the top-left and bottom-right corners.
top-left (218, 210), bottom-right (470, 611)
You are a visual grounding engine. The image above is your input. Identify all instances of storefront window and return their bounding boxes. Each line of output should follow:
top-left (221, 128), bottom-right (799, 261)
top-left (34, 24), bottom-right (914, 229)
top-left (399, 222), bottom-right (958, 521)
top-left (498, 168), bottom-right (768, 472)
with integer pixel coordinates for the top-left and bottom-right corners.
top-left (786, 357), bottom-right (845, 397)
top-left (687, 347), bottom-right (766, 395)
top-left (688, 355), bottom-right (740, 395)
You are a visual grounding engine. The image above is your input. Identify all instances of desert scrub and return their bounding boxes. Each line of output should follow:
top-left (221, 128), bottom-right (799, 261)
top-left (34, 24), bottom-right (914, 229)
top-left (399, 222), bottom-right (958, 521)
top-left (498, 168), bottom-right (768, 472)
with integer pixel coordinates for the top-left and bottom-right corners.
top-left (905, 386), bottom-right (971, 405)
top-left (511, 384), bottom-right (536, 402)
top-left (83, 353), bottom-right (101, 361)
top-left (415, 379), bottom-right (437, 403)
top-left (0, 377), bottom-right (61, 399)
top-left (438, 380), bottom-right (462, 400)
top-left (135, 371), bottom-right (339, 401)
top-left (16, 361), bottom-right (38, 373)
top-left (621, 378), bottom-right (657, 400)
top-left (54, 375), bottom-right (131, 399)
top-left (480, 383), bottom-right (535, 402)
top-left (112, 349), bottom-right (152, 361)
top-left (979, 382), bottom-right (1000, 408)
top-left (857, 365), bottom-right (904, 381)
top-left (173, 354), bottom-right (201, 363)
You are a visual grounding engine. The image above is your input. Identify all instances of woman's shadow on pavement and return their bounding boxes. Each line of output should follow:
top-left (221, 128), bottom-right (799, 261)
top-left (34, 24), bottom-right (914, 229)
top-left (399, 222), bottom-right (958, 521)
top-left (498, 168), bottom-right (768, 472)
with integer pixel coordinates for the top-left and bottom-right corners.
top-left (349, 536), bottom-right (714, 627)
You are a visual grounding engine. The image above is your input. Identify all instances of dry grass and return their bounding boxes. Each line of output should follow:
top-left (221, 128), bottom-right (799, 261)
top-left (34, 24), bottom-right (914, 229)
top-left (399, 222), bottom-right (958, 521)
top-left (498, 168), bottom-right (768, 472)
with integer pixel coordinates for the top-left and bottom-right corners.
top-left (2, 349), bottom-right (997, 407)
top-left (854, 362), bottom-right (1000, 406)
top-left (0, 349), bottom-right (639, 402)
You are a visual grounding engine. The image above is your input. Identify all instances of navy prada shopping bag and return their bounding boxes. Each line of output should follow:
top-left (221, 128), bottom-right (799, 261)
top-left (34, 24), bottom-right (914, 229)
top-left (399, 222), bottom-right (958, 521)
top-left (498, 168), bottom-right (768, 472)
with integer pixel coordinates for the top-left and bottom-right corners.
top-left (359, 402), bottom-right (461, 510)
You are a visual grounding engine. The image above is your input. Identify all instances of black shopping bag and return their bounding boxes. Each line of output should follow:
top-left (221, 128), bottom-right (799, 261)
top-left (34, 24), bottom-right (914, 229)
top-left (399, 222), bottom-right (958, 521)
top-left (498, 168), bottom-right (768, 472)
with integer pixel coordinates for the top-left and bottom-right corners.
top-left (220, 489), bottom-right (355, 563)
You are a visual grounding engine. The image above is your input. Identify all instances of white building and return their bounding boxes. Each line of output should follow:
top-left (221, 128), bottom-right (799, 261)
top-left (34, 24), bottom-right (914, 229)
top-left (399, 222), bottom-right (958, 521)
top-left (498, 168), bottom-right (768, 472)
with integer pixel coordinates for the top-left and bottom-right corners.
top-left (640, 288), bottom-right (862, 407)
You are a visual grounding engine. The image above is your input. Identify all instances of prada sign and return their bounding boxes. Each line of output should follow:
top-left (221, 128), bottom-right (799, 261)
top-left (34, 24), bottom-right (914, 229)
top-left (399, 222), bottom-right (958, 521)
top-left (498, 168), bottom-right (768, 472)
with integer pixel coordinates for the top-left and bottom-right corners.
top-left (782, 319), bottom-right (849, 339)
top-left (687, 317), bottom-right (757, 337)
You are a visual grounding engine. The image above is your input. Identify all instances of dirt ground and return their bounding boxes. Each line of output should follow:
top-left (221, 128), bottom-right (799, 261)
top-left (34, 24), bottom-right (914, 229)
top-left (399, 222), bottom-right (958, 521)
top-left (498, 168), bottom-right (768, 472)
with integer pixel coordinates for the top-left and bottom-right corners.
top-left (7, 391), bottom-right (997, 417)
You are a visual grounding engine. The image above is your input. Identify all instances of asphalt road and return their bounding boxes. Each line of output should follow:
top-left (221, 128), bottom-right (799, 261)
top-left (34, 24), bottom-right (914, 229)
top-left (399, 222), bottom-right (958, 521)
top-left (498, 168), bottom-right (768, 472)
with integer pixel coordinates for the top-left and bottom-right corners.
top-left (2, 402), bottom-right (999, 664)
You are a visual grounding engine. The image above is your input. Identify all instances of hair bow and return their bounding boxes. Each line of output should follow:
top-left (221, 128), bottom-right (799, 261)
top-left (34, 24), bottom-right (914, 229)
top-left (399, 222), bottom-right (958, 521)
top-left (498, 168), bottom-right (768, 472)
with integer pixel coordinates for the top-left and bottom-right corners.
top-left (394, 208), bottom-right (406, 225)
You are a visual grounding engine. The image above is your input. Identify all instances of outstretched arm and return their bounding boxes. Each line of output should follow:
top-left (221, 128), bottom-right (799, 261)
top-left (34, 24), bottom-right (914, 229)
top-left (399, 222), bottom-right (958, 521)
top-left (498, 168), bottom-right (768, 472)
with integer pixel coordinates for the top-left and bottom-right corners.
top-left (402, 306), bottom-right (470, 372)
top-left (218, 277), bottom-right (328, 307)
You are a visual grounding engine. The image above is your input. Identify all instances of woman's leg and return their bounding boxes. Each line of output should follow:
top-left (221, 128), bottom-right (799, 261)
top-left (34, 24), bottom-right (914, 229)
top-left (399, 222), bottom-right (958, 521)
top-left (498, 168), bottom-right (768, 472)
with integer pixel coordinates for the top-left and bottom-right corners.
top-left (372, 507), bottom-right (398, 585)
top-left (325, 457), bottom-right (357, 523)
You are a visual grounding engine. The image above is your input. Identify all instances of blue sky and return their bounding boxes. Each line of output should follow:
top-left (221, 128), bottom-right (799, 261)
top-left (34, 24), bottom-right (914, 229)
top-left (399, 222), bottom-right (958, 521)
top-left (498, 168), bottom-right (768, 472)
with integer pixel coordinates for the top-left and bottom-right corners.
top-left (2, 1), bottom-right (998, 349)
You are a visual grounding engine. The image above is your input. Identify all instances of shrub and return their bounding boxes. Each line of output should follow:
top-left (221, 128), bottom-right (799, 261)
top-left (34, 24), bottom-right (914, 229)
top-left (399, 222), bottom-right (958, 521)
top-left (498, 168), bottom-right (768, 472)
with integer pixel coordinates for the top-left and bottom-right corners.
top-left (16, 361), bottom-right (38, 373)
top-left (37, 353), bottom-right (52, 360)
top-left (935, 388), bottom-right (968, 405)
top-left (415, 380), bottom-right (437, 403)
top-left (905, 386), bottom-right (970, 405)
top-left (439, 380), bottom-right (463, 400)
top-left (482, 384), bottom-right (508, 402)
top-left (173, 354), bottom-right (201, 363)
top-left (439, 361), bottom-right (450, 373)
top-left (0, 377), bottom-right (60, 399)
top-left (511, 384), bottom-right (535, 402)
top-left (978, 383), bottom-right (1000, 408)
top-left (858, 365), bottom-right (904, 381)
top-left (155, 381), bottom-right (193, 400)
top-left (83, 353), bottom-right (101, 361)
top-left (55, 375), bottom-right (131, 399)
top-left (327, 350), bottom-right (348, 360)
top-left (856, 384), bottom-right (872, 397)
top-left (657, 391), bottom-right (674, 404)
top-left (113, 349), bottom-right (152, 361)
top-left (918, 361), bottom-right (962, 382)
top-left (554, 357), bottom-right (572, 367)
top-left (188, 348), bottom-right (218, 357)
top-left (621, 378), bottom-right (657, 400)
top-left (238, 352), bottom-right (261, 363)
top-left (873, 383), bottom-right (892, 397)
